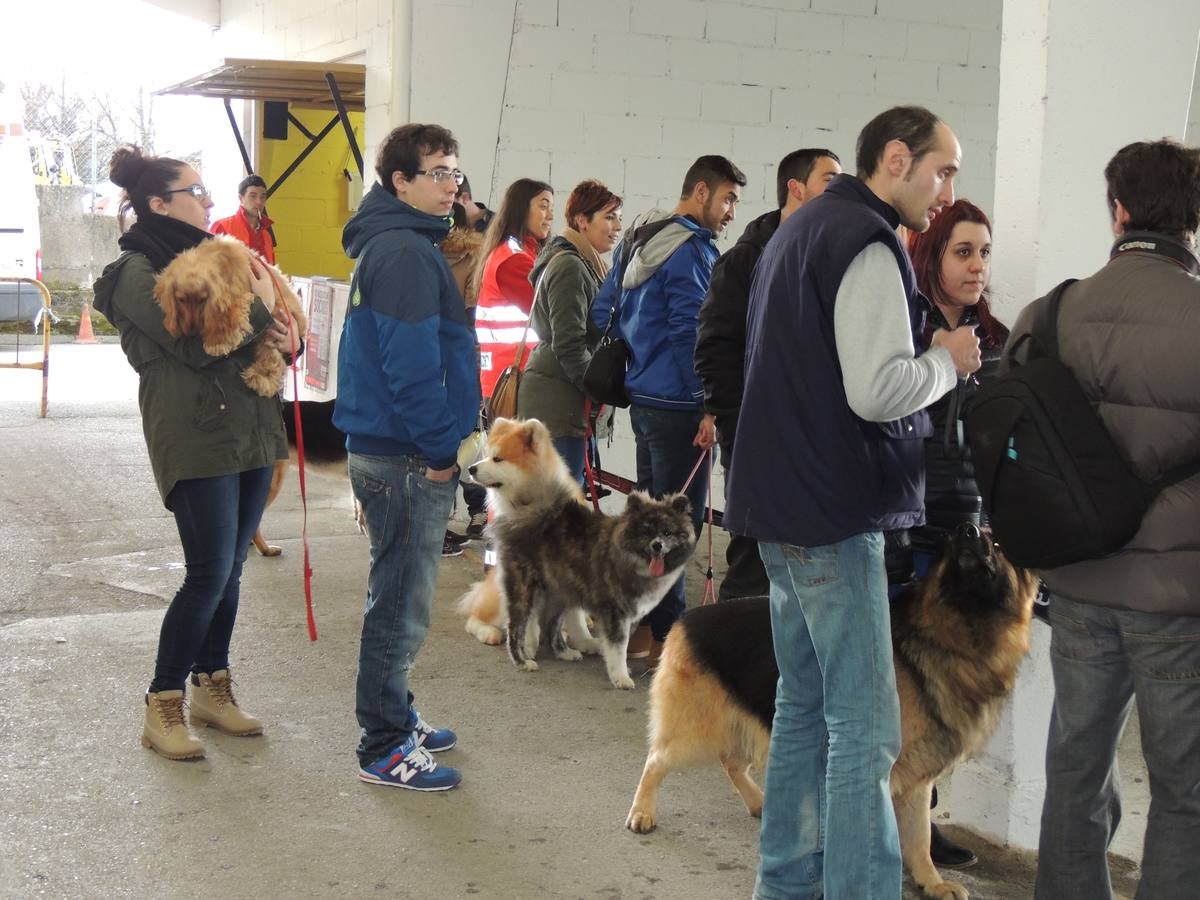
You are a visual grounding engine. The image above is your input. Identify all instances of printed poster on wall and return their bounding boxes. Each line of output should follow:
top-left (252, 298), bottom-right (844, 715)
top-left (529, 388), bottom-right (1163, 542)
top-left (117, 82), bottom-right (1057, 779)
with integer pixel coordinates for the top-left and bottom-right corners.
top-left (304, 279), bottom-right (335, 391)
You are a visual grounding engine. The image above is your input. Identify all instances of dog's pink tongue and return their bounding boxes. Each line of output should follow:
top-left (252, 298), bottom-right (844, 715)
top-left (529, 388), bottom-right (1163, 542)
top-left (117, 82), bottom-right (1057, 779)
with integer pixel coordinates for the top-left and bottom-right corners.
top-left (649, 556), bottom-right (665, 577)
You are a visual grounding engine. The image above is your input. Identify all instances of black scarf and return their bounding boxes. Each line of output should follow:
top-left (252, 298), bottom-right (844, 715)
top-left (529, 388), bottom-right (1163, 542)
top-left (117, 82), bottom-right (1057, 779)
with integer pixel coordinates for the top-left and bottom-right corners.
top-left (118, 213), bottom-right (212, 272)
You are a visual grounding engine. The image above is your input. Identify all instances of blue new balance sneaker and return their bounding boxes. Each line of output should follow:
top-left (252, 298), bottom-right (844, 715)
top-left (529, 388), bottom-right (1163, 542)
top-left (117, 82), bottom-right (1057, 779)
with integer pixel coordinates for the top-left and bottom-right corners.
top-left (358, 736), bottom-right (461, 791)
top-left (408, 708), bottom-right (457, 753)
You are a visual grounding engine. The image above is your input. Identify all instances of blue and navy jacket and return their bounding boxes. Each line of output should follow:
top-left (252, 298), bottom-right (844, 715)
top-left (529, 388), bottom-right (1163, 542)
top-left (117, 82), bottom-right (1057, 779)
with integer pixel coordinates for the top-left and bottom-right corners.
top-left (725, 175), bottom-right (933, 546)
top-left (589, 215), bottom-right (719, 411)
top-left (333, 183), bottom-right (481, 469)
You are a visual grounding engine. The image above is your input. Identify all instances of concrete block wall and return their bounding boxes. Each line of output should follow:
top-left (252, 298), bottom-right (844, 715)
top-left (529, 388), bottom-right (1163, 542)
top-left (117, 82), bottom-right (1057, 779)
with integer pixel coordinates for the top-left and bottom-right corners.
top-left (472, 0), bottom-right (1003, 244)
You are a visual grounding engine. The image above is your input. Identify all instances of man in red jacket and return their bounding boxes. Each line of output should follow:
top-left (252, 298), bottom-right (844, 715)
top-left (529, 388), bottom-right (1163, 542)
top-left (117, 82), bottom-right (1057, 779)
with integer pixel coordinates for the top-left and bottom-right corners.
top-left (212, 175), bottom-right (276, 264)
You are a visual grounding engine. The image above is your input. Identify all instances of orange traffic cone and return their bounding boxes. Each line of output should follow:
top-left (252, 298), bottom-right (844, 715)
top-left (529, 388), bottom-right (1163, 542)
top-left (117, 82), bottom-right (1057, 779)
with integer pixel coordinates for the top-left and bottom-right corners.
top-left (75, 302), bottom-right (97, 344)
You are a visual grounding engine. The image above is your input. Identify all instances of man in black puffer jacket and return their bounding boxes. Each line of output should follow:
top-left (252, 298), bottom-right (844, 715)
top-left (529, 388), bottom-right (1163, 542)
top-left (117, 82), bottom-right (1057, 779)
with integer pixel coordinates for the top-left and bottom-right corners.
top-left (694, 148), bottom-right (841, 602)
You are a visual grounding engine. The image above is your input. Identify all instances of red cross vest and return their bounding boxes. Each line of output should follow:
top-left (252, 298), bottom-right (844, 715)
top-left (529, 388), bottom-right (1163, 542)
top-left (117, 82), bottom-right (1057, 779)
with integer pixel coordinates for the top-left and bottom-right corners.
top-left (475, 234), bottom-right (540, 397)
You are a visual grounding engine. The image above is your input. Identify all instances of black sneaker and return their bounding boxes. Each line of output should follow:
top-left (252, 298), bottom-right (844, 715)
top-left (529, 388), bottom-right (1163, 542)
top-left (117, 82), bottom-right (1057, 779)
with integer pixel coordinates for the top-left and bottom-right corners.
top-left (441, 534), bottom-right (465, 558)
top-left (930, 823), bottom-right (978, 870)
top-left (465, 511), bottom-right (488, 540)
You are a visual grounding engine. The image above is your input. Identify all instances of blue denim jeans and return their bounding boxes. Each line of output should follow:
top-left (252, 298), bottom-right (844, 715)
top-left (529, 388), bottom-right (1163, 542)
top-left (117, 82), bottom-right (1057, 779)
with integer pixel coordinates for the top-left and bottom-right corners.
top-left (151, 466), bottom-right (275, 692)
top-left (754, 534), bottom-right (902, 900)
top-left (629, 405), bottom-right (707, 640)
top-left (1036, 594), bottom-right (1200, 900)
top-left (349, 452), bottom-right (458, 766)
top-left (552, 435), bottom-right (585, 486)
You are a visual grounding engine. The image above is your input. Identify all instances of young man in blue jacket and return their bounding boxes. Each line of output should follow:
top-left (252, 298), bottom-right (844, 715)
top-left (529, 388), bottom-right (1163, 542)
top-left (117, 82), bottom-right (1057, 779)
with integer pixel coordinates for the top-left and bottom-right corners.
top-left (333, 124), bottom-right (480, 791)
top-left (590, 154), bottom-right (746, 664)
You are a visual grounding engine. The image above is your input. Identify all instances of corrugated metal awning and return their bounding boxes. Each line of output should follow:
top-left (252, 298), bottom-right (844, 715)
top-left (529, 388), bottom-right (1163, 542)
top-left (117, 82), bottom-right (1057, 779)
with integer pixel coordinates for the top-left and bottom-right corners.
top-left (155, 58), bottom-right (366, 111)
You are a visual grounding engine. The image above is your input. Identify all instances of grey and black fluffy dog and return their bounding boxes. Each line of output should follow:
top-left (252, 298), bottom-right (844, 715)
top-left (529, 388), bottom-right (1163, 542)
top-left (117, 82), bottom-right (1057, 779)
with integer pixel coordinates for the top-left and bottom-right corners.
top-left (491, 491), bottom-right (696, 689)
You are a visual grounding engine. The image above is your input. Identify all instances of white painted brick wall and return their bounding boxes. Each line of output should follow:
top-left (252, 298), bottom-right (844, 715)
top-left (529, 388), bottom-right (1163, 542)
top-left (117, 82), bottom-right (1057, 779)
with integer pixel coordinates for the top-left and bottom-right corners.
top-left (630, 0), bottom-right (708, 39)
top-left (843, 17), bottom-right (909, 60)
top-left (702, 83), bottom-right (772, 124)
top-left (775, 10), bottom-right (846, 52)
top-left (907, 22), bottom-right (972, 65)
top-left (706, 2), bottom-right (776, 47)
top-left (558, 0), bottom-right (632, 32)
top-left (741, 47), bottom-right (813, 88)
top-left (667, 37), bottom-right (743, 82)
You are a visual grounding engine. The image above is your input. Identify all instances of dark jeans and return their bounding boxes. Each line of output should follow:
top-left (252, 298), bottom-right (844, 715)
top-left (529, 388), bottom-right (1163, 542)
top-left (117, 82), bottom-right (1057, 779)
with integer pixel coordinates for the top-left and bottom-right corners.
top-left (151, 466), bottom-right (275, 692)
top-left (1036, 594), bottom-right (1200, 900)
top-left (553, 435), bottom-right (586, 486)
top-left (629, 405), bottom-right (707, 641)
top-left (460, 478), bottom-right (487, 516)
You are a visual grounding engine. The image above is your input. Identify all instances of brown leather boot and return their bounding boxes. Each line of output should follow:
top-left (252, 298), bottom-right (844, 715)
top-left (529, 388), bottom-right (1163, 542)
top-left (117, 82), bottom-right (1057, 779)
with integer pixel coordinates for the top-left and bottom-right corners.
top-left (189, 670), bottom-right (263, 736)
top-left (142, 690), bottom-right (204, 760)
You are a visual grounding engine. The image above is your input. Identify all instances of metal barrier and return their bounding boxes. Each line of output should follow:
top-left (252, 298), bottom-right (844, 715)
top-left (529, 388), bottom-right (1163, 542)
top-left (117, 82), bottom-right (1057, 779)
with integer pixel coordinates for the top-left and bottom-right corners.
top-left (0, 277), bottom-right (53, 417)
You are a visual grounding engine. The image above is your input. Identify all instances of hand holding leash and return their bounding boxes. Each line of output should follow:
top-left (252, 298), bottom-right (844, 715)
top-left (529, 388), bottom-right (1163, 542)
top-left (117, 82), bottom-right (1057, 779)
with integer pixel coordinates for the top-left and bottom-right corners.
top-left (693, 413), bottom-right (717, 450)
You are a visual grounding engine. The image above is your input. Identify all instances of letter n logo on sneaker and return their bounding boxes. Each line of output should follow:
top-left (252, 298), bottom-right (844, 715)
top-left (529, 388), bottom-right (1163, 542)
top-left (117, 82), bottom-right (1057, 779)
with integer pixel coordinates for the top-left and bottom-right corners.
top-left (389, 760), bottom-right (421, 784)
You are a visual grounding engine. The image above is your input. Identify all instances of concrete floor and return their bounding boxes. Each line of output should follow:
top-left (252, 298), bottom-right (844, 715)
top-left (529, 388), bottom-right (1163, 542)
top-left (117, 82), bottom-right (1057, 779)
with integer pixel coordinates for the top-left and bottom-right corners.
top-left (0, 344), bottom-right (1144, 900)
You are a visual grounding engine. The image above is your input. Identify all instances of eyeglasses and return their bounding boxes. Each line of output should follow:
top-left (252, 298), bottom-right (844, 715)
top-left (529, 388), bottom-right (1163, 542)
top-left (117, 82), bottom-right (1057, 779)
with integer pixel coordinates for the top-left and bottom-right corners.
top-left (163, 184), bottom-right (211, 201)
top-left (414, 168), bottom-right (465, 186)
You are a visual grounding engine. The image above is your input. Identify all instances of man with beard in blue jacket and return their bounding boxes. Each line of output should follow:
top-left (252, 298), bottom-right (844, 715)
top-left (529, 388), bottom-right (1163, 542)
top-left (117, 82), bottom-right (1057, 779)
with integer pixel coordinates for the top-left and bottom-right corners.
top-left (590, 154), bottom-right (746, 666)
top-left (333, 123), bottom-right (480, 792)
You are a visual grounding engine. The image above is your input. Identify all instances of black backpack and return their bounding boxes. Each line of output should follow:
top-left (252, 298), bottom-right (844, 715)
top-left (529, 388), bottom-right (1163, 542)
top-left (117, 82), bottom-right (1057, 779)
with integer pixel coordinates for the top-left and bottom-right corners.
top-left (966, 279), bottom-right (1196, 569)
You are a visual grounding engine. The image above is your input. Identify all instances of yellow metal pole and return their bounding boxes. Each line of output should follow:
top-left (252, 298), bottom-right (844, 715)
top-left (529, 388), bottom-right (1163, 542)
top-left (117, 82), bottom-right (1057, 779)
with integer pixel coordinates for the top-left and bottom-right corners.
top-left (0, 277), bottom-right (54, 417)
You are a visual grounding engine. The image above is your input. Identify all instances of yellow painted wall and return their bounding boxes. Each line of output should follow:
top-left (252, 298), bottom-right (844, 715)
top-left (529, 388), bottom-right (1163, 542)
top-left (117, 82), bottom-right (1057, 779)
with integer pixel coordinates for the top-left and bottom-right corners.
top-left (256, 106), bottom-right (363, 282)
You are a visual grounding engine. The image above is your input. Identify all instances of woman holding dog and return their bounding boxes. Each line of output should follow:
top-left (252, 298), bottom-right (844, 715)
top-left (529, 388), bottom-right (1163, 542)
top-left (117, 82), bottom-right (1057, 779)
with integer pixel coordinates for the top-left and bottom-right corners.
top-left (93, 145), bottom-right (296, 761)
top-left (474, 178), bottom-right (555, 402)
top-left (517, 180), bottom-right (623, 482)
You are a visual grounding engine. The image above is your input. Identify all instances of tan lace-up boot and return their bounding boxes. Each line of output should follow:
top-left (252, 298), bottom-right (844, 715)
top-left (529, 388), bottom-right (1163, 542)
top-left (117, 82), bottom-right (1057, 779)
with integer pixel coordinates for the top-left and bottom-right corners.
top-left (142, 690), bottom-right (205, 760)
top-left (189, 670), bottom-right (263, 736)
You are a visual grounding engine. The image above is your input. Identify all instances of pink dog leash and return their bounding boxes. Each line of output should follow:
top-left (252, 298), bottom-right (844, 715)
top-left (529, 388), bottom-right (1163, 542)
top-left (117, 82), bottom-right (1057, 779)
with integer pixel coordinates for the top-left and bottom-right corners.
top-left (679, 447), bottom-right (717, 606)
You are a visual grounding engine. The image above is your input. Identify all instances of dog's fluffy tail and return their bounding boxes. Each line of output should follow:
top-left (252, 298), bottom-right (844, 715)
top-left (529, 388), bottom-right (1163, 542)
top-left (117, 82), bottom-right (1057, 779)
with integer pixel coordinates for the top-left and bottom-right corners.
top-left (457, 573), bottom-right (505, 645)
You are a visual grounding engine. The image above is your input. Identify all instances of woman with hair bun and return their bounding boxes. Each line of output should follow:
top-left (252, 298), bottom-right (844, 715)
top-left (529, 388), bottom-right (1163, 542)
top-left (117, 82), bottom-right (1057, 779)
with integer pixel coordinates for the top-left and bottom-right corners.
top-left (517, 179), bottom-right (622, 481)
top-left (92, 145), bottom-right (297, 761)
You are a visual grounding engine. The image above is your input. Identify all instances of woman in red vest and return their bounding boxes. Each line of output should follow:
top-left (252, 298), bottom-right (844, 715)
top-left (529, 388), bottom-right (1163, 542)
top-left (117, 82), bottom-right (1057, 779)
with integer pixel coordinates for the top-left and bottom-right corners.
top-left (474, 178), bottom-right (554, 399)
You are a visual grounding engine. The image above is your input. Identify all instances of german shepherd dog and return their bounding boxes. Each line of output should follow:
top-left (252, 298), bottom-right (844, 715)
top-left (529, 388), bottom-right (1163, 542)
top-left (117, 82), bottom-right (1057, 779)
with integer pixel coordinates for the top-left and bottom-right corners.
top-left (491, 491), bottom-right (697, 690)
top-left (626, 523), bottom-right (1037, 900)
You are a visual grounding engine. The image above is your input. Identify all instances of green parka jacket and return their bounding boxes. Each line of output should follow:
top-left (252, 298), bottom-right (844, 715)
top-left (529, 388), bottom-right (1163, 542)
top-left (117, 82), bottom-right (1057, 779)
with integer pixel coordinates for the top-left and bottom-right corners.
top-left (516, 237), bottom-right (604, 439)
top-left (93, 250), bottom-right (288, 508)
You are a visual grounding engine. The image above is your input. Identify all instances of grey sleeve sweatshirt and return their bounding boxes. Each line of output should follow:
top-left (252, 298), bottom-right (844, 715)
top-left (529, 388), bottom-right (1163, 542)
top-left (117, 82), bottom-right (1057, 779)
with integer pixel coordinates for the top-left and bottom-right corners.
top-left (833, 241), bottom-right (958, 422)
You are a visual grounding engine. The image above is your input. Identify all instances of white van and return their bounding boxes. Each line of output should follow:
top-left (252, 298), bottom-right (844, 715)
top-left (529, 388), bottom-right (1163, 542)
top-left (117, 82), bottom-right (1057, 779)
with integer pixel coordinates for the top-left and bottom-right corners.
top-left (0, 109), bottom-right (44, 324)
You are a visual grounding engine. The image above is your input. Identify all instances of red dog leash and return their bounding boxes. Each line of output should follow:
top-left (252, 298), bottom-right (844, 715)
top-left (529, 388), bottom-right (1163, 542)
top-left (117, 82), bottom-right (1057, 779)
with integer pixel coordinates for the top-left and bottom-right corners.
top-left (270, 271), bottom-right (318, 642)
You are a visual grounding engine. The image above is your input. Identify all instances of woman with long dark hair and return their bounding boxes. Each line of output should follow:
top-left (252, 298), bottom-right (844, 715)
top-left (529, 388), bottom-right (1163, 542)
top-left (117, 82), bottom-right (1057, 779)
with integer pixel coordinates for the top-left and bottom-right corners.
top-left (517, 180), bottom-right (622, 482)
top-left (473, 178), bottom-right (554, 401)
top-left (92, 145), bottom-right (295, 760)
top-left (906, 198), bottom-right (1009, 569)
top-left (895, 198), bottom-right (1010, 870)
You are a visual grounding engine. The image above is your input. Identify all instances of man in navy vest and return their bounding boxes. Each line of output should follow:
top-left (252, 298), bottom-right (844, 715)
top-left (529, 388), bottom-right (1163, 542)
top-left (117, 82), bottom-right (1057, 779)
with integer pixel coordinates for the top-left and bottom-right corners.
top-left (726, 107), bottom-right (982, 899)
